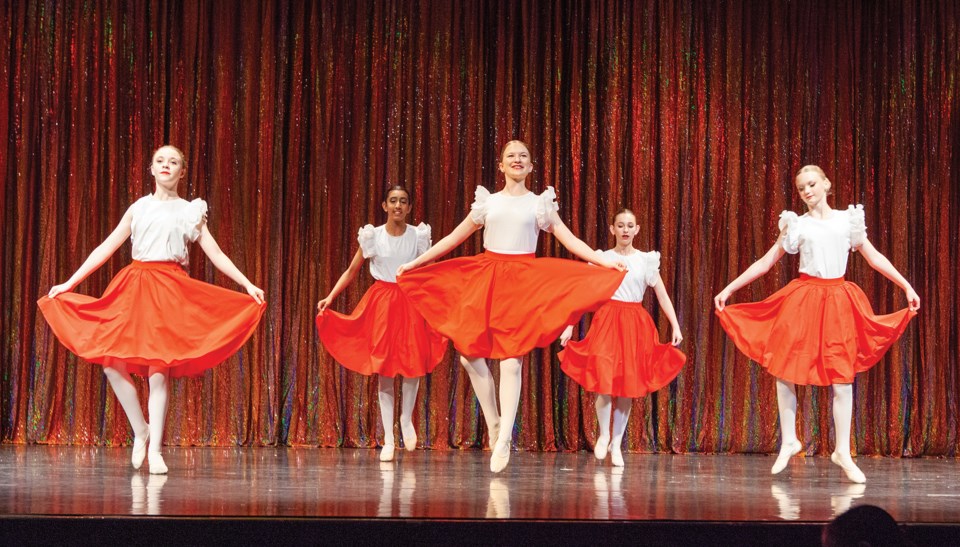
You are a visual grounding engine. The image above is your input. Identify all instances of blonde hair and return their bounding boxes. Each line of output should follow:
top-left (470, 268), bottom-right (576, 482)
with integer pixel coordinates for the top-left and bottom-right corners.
top-left (795, 164), bottom-right (831, 194)
top-left (795, 164), bottom-right (826, 179)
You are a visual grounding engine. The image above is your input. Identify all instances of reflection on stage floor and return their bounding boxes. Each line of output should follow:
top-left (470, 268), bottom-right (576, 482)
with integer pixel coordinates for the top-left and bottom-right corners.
top-left (2, 445), bottom-right (958, 524)
top-left (2, 445), bottom-right (959, 545)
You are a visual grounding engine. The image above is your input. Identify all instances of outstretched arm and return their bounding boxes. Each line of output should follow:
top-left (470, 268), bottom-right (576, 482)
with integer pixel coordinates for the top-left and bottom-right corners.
top-left (652, 276), bottom-right (683, 345)
top-left (317, 248), bottom-right (364, 311)
top-left (857, 239), bottom-right (920, 311)
top-left (714, 231), bottom-right (787, 311)
top-left (47, 209), bottom-right (134, 298)
top-left (397, 215), bottom-right (480, 275)
top-left (550, 213), bottom-right (625, 271)
top-left (198, 224), bottom-right (265, 304)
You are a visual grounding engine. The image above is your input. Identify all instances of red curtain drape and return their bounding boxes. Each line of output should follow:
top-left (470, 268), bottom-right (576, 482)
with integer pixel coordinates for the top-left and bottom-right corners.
top-left (2, 0), bottom-right (957, 456)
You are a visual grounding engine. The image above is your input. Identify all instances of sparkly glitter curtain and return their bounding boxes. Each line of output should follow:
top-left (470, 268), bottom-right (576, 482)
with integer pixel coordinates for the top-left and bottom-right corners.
top-left (3, 1), bottom-right (958, 456)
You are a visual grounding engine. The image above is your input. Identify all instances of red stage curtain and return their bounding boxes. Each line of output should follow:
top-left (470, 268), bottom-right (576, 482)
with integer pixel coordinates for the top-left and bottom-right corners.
top-left (2, 1), bottom-right (958, 456)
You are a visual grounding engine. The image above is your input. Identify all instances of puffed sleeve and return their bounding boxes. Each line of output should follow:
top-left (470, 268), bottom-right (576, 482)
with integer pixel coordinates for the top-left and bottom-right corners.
top-left (847, 204), bottom-right (867, 250)
top-left (469, 186), bottom-right (491, 225)
top-left (183, 198), bottom-right (208, 243)
top-left (357, 224), bottom-right (377, 258)
top-left (414, 222), bottom-right (432, 256)
top-left (643, 251), bottom-right (662, 287)
top-left (535, 186), bottom-right (560, 232)
top-left (778, 210), bottom-right (800, 254)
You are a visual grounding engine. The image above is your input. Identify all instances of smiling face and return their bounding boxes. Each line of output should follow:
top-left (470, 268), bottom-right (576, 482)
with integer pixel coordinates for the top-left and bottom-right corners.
top-left (609, 210), bottom-right (639, 246)
top-left (150, 145), bottom-right (186, 191)
top-left (381, 188), bottom-right (411, 223)
top-left (794, 166), bottom-right (831, 210)
top-left (498, 141), bottom-right (533, 182)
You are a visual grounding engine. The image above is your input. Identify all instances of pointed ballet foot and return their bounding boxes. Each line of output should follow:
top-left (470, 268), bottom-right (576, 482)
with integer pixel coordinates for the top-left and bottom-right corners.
top-left (401, 423), bottom-right (418, 452)
top-left (148, 452), bottom-right (168, 475)
top-left (831, 452), bottom-right (866, 484)
top-left (594, 435), bottom-right (610, 461)
top-left (771, 439), bottom-right (803, 475)
top-left (379, 444), bottom-right (396, 462)
top-left (610, 443), bottom-right (624, 468)
top-left (131, 428), bottom-right (150, 470)
top-left (490, 439), bottom-right (511, 473)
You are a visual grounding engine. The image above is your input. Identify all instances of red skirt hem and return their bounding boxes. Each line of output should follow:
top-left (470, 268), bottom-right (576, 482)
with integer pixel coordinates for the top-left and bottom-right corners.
top-left (316, 281), bottom-right (448, 377)
top-left (397, 251), bottom-right (626, 359)
top-left (37, 261), bottom-right (265, 378)
top-left (716, 275), bottom-right (916, 386)
top-left (559, 300), bottom-right (686, 397)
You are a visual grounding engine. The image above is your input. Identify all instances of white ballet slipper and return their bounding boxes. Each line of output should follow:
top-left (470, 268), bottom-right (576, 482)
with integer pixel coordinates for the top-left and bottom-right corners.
top-left (830, 452), bottom-right (866, 484)
top-left (131, 428), bottom-right (149, 470)
top-left (148, 452), bottom-right (168, 475)
top-left (488, 423), bottom-right (500, 451)
top-left (770, 439), bottom-right (803, 475)
top-left (379, 443), bottom-right (396, 462)
top-left (401, 423), bottom-right (417, 452)
top-left (594, 435), bottom-right (610, 461)
top-left (490, 439), bottom-right (511, 473)
top-left (610, 443), bottom-right (624, 467)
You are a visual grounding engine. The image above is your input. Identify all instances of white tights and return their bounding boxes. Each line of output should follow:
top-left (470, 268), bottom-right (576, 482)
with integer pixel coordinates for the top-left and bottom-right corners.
top-left (775, 379), bottom-right (855, 455)
top-left (460, 356), bottom-right (523, 445)
top-left (103, 364), bottom-right (168, 454)
top-left (377, 375), bottom-right (421, 447)
top-left (831, 383), bottom-right (854, 456)
top-left (595, 394), bottom-right (633, 448)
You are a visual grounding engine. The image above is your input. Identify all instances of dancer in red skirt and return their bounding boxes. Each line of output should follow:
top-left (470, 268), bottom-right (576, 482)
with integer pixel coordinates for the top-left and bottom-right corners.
top-left (38, 145), bottom-right (266, 474)
top-left (397, 140), bottom-right (626, 472)
top-left (316, 185), bottom-right (447, 462)
top-left (558, 208), bottom-right (685, 467)
top-left (714, 165), bottom-right (919, 483)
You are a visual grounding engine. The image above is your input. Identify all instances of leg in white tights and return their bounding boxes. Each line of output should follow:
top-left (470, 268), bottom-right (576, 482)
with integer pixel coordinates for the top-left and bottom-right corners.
top-left (460, 356), bottom-right (501, 448)
top-left (594, 394), bottom-right (612, 460)
top-left (771, 379), bottom-right (802, 474)
top-left (609, 397), bottom-right (632, 467)
top-left (830, 383), bottom-right (865, 483)
top-left (146, 367), bottom-right (169, 474)
top-left (378, 375), bottom-right (422, 461)
top-left (399, 376), bottom-right (420, 451)
top-left (377, 375), bottom-right (397, 461)
top-left (103, 363), bottom-right (149, 469)
top-left (490, 357), bottom-right (522, 472)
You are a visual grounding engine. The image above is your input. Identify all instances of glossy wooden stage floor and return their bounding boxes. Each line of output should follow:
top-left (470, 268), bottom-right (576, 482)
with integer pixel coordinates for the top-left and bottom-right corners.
top-left (2, 445), bottom-right (958, 545)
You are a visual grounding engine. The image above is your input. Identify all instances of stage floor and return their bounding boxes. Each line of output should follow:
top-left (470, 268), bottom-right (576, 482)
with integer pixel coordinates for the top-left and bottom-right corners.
top-left (2, 445), bottom-right (958, 544)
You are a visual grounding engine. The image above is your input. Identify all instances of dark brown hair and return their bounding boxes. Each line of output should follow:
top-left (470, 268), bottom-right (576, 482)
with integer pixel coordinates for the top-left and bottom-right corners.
top-left (382, 184), bottom-right (411, 203)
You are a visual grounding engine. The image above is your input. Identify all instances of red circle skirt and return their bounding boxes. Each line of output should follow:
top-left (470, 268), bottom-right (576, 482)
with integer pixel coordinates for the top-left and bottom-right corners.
top-left (397, 251), bottom-right (626, 359)
top-left (316, 280), bottom-right (448, 377)
top-left (37, 261), bottom-right (266, 378)
top-left (559, 300), bottom-right (687, 398)
top-left (716, 275), bottom-right (916, 386)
